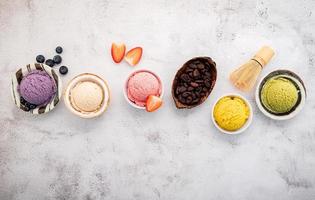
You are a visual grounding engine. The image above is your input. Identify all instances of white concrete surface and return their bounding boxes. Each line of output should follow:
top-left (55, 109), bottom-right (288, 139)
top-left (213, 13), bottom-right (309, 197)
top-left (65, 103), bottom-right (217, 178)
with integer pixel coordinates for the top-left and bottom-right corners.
top-left (0, 0), bottom-right (315, 199)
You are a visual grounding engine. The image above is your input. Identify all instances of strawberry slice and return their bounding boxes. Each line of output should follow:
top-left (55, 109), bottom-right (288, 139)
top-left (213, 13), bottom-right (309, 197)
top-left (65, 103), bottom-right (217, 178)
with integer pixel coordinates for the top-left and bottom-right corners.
top-left (125, 47), bottom-right (142, 66)
top-left (111, 43), bottom-right (126, 63)
top-left (146, 95), bottom-right (163, 112)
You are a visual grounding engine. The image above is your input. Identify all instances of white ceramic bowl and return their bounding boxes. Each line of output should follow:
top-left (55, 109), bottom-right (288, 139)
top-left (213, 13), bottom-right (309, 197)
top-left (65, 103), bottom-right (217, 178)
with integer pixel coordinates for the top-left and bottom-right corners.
top-left (255, 69), bottom-right (306, 120)
top-left (123, 69), bottom-right (163, 109)
top-left (64, 73), bottom-right (110, 118)
top-left (212, 94), bottom-right (253, 134)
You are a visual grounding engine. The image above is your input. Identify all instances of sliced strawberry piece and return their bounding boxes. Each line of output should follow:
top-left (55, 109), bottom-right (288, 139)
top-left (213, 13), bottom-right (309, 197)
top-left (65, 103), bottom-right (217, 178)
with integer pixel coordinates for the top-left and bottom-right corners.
top-left (111, 43), bottom-right (126, 63)
top-left (146, 95), bottom-right (162, 112)
top-left (125, 47), bottom-right (142, 66)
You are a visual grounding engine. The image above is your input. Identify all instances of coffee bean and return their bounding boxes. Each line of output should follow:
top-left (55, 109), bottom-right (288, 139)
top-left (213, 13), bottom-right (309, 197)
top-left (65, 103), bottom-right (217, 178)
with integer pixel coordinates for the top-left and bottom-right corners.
top-left (180, 74), bottom-right (190, 82)
top-left (197, 63), bottom-right (204, 70)
top-left (193, 69), bottom-right (200, 77)
top-left (175, 88), bottom-right (180, 95)
top-left (192, 97), bottom-right (200, 103)
top-left (205, 80), bottom-right (211, 88)
top-left (186, 68), bottom-right (193, 72)
top-left (204, 61), bottom-right (211, 67)
top-left (188, 87), bottom-right (194, 91)
top-left (178, 95), bottom-right (186, 104)
top-left (202, 87), bottom-right (208, 92)
top-left (195, 87), bottom-right (202, 93)
top-left (195, 79), bottom-right (204, 84)
top-left (186, 96), bottom-right (193, 104)
top-left (189, 63), bottom-right (197, 69)
top-left (182, 92), bottom-right (191, 97)
top-left (176, 86), bottom-right (186, 94)
top-left (190, 82), bottom-right (199, 87)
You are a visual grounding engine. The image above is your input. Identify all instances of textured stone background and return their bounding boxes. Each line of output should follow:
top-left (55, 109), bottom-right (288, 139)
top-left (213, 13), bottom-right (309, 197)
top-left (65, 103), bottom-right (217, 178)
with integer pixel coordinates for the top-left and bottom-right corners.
top-left (0, 0), bottom-right (315, 199)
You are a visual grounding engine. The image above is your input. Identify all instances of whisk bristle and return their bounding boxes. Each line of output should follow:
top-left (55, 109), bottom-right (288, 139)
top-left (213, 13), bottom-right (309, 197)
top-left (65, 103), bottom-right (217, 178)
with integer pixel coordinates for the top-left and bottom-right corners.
top-left (230, 60), bottom-right (262, 91)
top-left (229, 46), bottom-right (274, 92)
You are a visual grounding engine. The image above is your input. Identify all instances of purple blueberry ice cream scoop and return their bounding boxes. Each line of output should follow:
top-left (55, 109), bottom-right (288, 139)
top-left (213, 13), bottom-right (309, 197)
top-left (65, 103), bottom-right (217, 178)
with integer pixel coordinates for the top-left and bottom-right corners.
top-left (18, 70), bottom-right (57, 105)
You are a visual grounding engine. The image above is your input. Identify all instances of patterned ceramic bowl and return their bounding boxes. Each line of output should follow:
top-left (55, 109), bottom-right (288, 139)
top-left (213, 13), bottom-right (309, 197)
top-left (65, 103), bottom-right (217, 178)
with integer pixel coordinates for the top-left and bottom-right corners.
top-left (11, 63), bottom-right (62, 114)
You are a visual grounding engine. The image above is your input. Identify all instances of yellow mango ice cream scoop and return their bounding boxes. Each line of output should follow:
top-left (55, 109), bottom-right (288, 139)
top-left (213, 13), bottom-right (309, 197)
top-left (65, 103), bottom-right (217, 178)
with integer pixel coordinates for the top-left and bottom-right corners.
top-left (213, 96), bottom-right (250, 132)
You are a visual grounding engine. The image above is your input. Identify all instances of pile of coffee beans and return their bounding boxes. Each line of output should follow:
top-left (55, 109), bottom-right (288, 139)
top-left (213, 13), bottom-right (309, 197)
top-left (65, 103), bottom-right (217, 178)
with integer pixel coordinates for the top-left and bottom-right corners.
top-left (35, 46), bottom-right (68, 75)
top-left (173, 57), bottom-right (216, 107)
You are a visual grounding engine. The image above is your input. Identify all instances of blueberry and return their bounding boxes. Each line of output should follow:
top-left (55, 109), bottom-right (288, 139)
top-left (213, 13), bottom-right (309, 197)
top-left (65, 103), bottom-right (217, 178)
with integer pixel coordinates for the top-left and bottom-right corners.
top-left (23, 106), bottom-right (30, 112)
top-left (45, 59), bottom-right (55, 67)
top-left (59, 66), bottom-right (68, 75)
top-left (24, 101), bottom-right (31, 108)
top-left (36, 55), bottom-right (45, 63)
top-left (56, 46), bottom-right (63, 54)
top-left (53, 55), bottom-right (62, 64)
top-left (29, 104), bottom-right (37, 110)
top-left (20, 96), bottom-right (26, 105)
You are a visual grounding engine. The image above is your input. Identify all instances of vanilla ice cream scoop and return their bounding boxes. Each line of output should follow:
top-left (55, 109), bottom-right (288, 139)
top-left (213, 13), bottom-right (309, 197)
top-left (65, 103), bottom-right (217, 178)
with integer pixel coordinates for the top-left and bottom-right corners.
top-left (213, 96), bottom-right (250, 131)
top-left (64, 73), bottom-right (110, 118)
top-left (212, 94), bottom-right (253, 134)
top-left (70, 81), bottom-right (104, 112)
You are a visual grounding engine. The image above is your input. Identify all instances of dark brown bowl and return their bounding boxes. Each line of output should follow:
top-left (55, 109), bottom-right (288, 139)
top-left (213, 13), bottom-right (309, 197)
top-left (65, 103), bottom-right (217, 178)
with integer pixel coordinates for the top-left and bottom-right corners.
top-left (172, 57), bottom-right (217, 109)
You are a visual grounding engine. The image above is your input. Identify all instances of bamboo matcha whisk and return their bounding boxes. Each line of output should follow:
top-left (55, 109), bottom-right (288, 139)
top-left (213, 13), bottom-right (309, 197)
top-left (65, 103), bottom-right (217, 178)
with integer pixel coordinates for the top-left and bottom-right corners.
top-left (230, 46), bottom-right (275, 91)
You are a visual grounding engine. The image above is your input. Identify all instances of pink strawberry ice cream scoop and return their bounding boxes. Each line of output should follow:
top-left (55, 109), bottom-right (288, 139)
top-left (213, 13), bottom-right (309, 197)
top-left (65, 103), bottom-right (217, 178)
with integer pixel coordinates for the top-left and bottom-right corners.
top-left (18, 70), bottom-right (57, 105)
top-left (127, 71), bottom-right (162, 107)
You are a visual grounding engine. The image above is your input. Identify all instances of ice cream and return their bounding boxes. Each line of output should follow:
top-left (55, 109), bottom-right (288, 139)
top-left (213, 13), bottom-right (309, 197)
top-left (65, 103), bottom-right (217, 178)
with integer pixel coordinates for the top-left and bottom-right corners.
top-left (260, 76), bottom-right (298, 114)
top-left (70, 81), bottom-right (104, 112)
top-left (64, 73), bottom-right (110, 118)
top-left (213, 96), bottom-right (250, 131)
top-left (18, 70), bottom-right (56, 105)
top-left (127, 71), bottom-right (162, 107)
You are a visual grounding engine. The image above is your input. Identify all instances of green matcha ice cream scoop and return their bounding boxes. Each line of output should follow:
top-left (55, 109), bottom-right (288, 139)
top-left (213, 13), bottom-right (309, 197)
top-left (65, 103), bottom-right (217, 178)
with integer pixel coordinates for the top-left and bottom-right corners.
top-left (261, 76), bottom-right (298, 114)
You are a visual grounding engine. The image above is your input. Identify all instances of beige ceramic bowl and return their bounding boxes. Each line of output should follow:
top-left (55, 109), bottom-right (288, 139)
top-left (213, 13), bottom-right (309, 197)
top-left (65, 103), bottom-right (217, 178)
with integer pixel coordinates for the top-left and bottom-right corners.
top-left (64, 73), bottom-right (110, 118)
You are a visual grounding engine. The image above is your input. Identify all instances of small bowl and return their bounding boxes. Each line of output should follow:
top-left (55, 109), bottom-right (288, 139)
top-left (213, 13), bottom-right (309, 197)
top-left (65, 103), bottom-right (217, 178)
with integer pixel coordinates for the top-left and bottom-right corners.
top-left (64, 73), bottom-right (110, 118)
top-left (11, 63), bottom-right (62, 114)
top-left (123, 69), bottom-right (163, 109)
top-left (255, 69), bottom-right (306, 120)
top-left (211, 94), bottom-right (253, 134)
